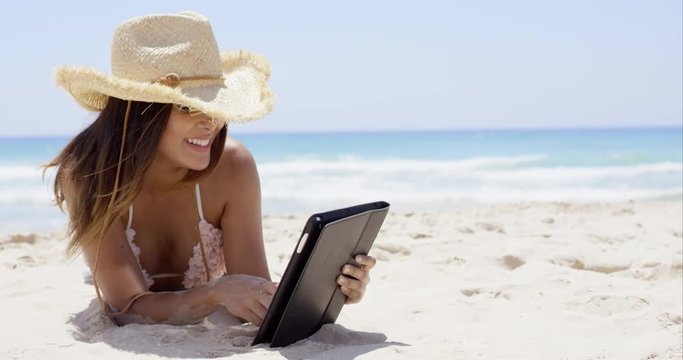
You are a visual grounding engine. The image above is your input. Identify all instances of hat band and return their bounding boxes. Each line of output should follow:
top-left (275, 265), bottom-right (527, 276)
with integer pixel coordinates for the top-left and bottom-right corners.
top-left (157, 73), bottom-right (224, 88)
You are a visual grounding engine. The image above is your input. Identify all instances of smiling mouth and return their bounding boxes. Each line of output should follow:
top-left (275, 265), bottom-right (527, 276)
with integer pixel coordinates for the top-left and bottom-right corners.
top-left (184, 137), bottom-right (211, 147)
top-left (184, 137), bottom-right (212, 152)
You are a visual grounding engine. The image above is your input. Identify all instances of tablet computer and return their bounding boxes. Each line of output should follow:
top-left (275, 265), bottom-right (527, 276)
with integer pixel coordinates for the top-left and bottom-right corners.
top-left (252, 201), bottom-right (390, 347)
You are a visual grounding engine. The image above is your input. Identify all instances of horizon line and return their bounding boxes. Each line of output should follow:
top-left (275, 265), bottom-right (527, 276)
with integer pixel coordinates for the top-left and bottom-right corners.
top-left (1, 123), bottom-right (681, 139)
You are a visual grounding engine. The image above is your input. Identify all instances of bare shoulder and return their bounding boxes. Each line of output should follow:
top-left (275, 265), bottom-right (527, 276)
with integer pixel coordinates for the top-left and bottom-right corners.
top-left (206, 136), bottom-right (260, 205)
top-left (215, 136), bottom-right (258, 180)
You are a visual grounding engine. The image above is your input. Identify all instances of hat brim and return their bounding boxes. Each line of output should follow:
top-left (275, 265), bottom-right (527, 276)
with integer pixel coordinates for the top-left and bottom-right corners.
top-left (54, 51), bottom-right (274, 124)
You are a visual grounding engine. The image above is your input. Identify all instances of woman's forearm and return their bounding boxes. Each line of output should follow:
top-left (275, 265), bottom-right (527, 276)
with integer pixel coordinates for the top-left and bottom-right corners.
top-left (115, 281), bottom-right (220, 325)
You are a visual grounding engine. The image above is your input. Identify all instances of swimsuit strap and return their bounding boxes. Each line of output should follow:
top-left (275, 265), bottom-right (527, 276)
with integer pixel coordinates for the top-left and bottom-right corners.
top-left (127, 205), bottom-right (134, 229)
top-left (193, 183), bottom-right (211, 282)
top-left (194, 183), bottom-right (205, 221)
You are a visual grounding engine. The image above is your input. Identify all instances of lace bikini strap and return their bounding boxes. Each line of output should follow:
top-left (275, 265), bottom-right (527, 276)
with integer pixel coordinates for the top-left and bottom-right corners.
top-left (194, 183), bottom-right (211, 282)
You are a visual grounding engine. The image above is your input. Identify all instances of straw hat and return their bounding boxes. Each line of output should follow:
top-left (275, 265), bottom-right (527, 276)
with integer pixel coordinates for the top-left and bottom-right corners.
top-left (54, 11), bottom-right (274, 124)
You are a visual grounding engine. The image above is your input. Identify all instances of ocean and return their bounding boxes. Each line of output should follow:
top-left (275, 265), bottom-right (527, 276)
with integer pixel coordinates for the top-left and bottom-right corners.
top-left (1, 127), bottom-right (681, 235)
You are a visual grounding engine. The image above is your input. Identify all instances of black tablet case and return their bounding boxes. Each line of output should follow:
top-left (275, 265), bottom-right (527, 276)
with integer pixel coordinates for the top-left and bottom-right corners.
top-left (252, 201), bottom-right (390, 347)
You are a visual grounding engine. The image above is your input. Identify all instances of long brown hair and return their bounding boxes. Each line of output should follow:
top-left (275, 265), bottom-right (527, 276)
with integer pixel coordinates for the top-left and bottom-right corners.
top-left (43, 97), bottom-right (227, 257)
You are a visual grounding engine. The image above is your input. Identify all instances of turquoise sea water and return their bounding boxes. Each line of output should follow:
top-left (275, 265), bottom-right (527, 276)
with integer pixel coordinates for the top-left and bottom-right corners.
top-left (0, 127), bottom-right (681, 234)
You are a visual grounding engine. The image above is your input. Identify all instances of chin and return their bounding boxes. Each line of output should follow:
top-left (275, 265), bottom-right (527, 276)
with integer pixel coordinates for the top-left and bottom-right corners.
top-left (185, 159), bottom-right (211, 171)
top-left (189, 163), bottom-right (210, 171)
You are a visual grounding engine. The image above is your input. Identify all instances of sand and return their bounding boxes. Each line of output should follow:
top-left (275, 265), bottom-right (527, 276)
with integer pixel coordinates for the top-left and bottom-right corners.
top-left (1, 200), bottom-right (681, 359)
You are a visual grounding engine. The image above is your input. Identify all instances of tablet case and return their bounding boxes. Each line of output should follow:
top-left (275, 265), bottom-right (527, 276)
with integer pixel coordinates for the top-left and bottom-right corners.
top-left (252, 201), bottom-right (390, 347)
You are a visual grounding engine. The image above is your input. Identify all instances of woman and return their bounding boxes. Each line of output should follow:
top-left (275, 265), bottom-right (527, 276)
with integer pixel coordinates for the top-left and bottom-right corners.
top-left (44, 11), bottom-right (376, 326)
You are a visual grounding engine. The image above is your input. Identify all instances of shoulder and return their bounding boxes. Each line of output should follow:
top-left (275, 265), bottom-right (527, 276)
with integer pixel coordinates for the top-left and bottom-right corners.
top-left (206, 136), bottom-right (260, 203)
top-left (215, 136), bottom-right (258, 179)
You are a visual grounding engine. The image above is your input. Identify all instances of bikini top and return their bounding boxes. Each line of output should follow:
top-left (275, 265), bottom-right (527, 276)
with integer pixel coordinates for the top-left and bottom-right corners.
top-left (124, 183), bottom-right (226, 289)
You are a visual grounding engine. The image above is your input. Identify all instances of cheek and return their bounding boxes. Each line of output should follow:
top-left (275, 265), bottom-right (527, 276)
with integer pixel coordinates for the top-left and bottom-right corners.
top-left (162, 114), bottom-right (188, 146)
top-left (158, 121), bottom-right (186, 157)
top-left (157, 133), bottom-right (177, 157)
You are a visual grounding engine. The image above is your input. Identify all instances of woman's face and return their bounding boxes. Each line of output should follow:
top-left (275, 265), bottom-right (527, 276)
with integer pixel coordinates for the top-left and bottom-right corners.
top-left (156, 105), bottom-right (222, 171)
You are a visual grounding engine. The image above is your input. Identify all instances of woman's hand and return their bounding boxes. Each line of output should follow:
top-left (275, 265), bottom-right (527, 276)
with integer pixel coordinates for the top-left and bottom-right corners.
top-left (337, 254), bottom-right (377, 304)
top-left (212, 274), bottom-right (278, 326)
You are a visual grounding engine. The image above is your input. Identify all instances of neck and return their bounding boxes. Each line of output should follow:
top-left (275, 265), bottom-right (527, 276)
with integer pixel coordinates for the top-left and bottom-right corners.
top-left (140, 156), bottom-right (190, 200)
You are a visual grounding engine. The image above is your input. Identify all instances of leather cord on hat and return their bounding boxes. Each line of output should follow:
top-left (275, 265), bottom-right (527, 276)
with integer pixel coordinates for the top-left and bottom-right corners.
top-left (157, 73), bottom-right (224, 88)
top-left (91, 100), bottom-right (153, 319)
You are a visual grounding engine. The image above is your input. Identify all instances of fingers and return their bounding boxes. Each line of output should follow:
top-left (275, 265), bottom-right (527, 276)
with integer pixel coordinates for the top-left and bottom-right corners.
top-left (249, 298), bottom-right (269, 323)
top-left (230, 301), bottom-right (266, 326)
top-left (218, 276), bottom-right (277, 326)
top-left (264, 281), bottom-right (278, 296)
top-left (341, 264), bottom-right (370, 285)
top-left (340, 285), bottom-right (363, 304)
top-left (250, 281), bottom-right (278, 323)
top-left (337, 274), bottom-right (366, 295)
top-left (241, 307), bottom-right (265, 326)
top-left (240, 290), bottom-right (270, 326)
top-left (254, 287), bottom-right (273, 310)
top-left (342, 255), bottom-right (376, 284)
top-left (355, 255), bottom-right (377, 271)
top-left (336, 255), bottom-right (376, 305)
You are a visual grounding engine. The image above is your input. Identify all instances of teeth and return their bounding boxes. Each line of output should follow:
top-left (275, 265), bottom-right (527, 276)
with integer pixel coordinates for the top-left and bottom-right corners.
top-left (185, 138), bottom-right (210, 146)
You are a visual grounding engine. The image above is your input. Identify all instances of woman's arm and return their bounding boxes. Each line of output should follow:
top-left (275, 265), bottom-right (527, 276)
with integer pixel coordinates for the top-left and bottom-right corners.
top-left (81, 215), bottom-right (217, 325)
top-left (219, 139), bottom-right (270, 279)
top-left (118, 275), bottom-right (277, 325)
top-left (82, 216), bottom-right (277, 326)
top-left (212, 140), bottom-right (276, 324)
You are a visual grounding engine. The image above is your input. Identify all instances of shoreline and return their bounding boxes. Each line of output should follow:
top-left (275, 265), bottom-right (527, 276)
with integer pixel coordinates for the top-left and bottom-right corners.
top-left (1, 200), bottom-right (681, 359)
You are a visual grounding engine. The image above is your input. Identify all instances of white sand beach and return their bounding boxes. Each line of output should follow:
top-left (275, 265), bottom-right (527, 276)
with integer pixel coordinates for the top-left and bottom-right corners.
top-left (1, 200), bottom-right (681, 359)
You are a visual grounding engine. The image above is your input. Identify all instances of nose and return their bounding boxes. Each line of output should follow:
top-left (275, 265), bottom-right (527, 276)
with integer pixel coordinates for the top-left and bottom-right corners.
top-left (198, 116), bottom-right (218, 132)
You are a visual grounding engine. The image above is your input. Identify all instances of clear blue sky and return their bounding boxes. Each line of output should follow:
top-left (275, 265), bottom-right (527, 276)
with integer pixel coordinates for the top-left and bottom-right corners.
top-left (0, 0), bottom-right (681, 137)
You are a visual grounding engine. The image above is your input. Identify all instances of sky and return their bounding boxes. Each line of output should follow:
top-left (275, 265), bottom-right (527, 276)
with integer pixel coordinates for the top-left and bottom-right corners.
top-left (0, 0), bottom-right (681, 137)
